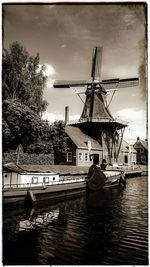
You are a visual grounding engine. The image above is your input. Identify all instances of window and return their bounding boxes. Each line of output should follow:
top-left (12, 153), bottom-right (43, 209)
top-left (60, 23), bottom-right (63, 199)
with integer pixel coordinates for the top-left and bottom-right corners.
top-left (141, 155), bottom-right (146, 162)
top-left (85, 153), bottom-right (88, 161)
top-left (32, 177), bottom-right (38, 184)
top-left (67, 152), bottom-right (72, 162)
top-left (43, 177), bottom-right (49, 183)
top-left (79, 152), bottom-right (83, 161)
top-left (140, 148), bottom-right (144, 153)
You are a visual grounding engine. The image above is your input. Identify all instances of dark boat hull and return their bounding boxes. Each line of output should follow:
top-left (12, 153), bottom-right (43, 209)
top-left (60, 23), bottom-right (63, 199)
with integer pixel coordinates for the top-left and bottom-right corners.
top-left (86, 165), bottom-right (125, 191)
top-left (3, 181), bottom-right (86, 205)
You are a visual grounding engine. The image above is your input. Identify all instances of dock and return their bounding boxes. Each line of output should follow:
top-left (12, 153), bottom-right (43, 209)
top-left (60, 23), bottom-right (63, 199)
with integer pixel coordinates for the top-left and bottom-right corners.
top-left (121, 165), bottom-right (148, 178)
top-left (124, 170), bottom-right (142, 178)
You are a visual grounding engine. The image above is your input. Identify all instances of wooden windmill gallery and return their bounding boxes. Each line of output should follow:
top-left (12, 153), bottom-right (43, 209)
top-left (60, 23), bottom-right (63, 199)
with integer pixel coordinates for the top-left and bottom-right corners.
top-left (54, 47), bottom-right (138, 166)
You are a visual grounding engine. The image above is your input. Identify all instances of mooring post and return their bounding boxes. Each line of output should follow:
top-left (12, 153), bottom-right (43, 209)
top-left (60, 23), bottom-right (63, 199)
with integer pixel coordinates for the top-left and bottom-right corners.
top-left (25, 189), bottom-right (37, 205)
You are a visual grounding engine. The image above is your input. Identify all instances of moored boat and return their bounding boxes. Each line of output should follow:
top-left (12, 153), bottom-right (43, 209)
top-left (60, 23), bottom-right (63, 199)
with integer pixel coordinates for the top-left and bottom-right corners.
top-left (86, 164), bottom-right (126, 191)
top-left (3, 163), bottom-right (86, 205)
top-left (3, 163), bottom-right (126, 205)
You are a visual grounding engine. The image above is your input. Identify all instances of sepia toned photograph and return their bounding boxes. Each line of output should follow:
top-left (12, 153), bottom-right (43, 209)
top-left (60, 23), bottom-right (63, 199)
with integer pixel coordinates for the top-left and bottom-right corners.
top-left (2, 2), bottom-right (148, 265)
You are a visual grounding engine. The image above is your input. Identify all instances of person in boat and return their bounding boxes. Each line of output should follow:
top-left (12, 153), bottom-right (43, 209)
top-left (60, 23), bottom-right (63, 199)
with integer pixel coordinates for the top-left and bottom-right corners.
top-left (100, 159), bottom-right (107, 170)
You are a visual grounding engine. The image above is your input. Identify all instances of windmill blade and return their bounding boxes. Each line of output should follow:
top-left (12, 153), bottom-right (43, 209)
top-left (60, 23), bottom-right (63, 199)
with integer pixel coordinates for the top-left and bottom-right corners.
top-left (101, 77), bottom-right (139, 89)
top-left (54, 80), bottom-right (87, 88)
top-left (91, 47), bottom-right (103, 81)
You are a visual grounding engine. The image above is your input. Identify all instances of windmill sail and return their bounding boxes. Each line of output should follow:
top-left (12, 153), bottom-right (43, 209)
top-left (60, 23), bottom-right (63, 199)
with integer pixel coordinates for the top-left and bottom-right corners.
top-left (54, 77), bottom-right (139, 89)
top-left (101, 77), bottom-right (139, 89)
top-left (91, 47), bottom-right (103, 81)
top-left (54, 80), bottom-right (87, 88)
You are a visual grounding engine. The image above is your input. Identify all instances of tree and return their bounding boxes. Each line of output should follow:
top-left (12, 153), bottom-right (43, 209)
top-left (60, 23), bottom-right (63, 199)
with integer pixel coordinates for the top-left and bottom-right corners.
top-left (27, 121), bottom-right (68, 158)
top-left (49, 121), bottom-right (68, 152)
top-left (3, 100), bottom-right (68, 156)
top-left (2, 100), bottom-right (49, 151)
top-left (48, 121), bottom-right (68, 164)
top-left (2, 42), bottom-right (48, 116)
top-left (2, 42), bottom-right (68, 157)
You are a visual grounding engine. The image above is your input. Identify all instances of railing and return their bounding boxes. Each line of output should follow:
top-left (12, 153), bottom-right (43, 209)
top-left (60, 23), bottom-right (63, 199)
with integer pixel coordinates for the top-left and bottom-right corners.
top-left (3, 178), bottom-right (86, 190)
top-left (67, 117), bottom-right (128, 125)
top-left (3, 182), bottom-right (46, 189)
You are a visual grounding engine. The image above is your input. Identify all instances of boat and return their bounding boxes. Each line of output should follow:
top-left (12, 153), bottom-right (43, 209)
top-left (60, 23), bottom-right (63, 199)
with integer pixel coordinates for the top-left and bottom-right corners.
top-left (3, 163), bottom-right (86, 205)
top-left (86, 164), bottom-right (126, 191)
top-left (3, 163), bottom-right (125, 205)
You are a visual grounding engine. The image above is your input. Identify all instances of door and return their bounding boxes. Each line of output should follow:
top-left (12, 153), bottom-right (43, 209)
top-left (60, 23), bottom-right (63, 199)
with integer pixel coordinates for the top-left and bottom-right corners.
top-left (124, 155), bottom-right (128, 164)
top-left (93, 154), bottom-right (99, 165)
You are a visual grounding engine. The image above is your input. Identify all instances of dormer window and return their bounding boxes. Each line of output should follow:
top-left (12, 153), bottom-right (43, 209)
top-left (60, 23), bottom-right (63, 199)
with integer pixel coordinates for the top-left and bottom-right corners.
top-left (85, 140), bottom-right (92, 151)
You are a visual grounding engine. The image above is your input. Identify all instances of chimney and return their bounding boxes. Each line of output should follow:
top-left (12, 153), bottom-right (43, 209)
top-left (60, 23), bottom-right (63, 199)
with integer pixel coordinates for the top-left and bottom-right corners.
top-left (65, 106), bottom-right (69, 124)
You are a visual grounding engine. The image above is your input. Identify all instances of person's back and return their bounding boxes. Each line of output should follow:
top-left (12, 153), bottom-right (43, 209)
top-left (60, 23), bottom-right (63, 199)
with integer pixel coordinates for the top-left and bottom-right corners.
top-left (101, 159), bottom-right (107, 170)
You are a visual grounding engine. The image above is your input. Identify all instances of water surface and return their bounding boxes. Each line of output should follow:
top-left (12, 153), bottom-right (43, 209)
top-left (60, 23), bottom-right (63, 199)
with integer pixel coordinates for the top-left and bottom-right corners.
top-left (3, 176), bottom-right (148, 265)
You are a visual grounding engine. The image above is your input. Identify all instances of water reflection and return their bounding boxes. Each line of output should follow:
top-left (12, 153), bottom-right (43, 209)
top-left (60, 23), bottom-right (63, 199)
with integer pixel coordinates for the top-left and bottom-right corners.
top-left (3, 176), bottom-right (148, 265)
top-left (19, 207), bottom-right (60, 231)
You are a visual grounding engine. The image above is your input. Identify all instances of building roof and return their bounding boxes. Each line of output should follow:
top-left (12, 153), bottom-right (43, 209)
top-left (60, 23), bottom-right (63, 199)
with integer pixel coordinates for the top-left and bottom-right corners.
top-left (121, 140), bottom-right (137, 153)
top-left (20, 165), bottom-right (89, 175)
top-left (140, 140), bottom-right (148, 150)
top-left (121, 140), bottom-right (129, 153)
top-left (3, 162), bottom-right (25, 173)
top-left (3, 163), bottom-right (89, 175)
top-left (65, 125), bottom-right (102, 150)
top-left (134, 139), bottom-right (148, 150)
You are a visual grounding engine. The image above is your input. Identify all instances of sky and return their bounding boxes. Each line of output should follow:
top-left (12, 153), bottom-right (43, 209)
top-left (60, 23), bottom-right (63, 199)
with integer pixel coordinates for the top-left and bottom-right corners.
top-left (3, 2), bottom-right (147, 143)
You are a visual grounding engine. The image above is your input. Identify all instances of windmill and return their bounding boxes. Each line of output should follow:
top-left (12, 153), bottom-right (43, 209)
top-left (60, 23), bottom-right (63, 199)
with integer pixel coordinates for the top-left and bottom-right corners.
top-left (54, 47), bottom-right (139, 164)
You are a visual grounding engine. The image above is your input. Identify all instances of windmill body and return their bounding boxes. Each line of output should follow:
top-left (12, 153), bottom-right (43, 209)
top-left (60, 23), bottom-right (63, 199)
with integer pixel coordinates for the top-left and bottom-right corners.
top-left (54, 47), bottom-right (139, 164)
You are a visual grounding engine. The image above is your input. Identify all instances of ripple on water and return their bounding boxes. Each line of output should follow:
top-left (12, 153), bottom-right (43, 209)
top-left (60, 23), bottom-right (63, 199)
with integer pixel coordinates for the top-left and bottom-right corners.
top-left (3, 176), bottom-right (148, 265)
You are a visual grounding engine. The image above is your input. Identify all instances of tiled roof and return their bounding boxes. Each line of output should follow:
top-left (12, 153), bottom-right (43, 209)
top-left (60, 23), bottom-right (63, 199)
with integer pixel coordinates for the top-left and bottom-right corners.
top-left (140, 140), bottom-right (148, 150)
top-left (134, 139), bottom-right (148, 150)
top-left (65, 126), bottom-right (102, 150)
top-left (20, 165), bottom-right (89, 175)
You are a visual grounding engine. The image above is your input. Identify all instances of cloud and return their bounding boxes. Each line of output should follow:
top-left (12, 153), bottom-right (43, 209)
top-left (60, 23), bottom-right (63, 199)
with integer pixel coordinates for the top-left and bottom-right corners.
top-left (44, 64), bottom-right (56, 76)
top-left (61, 44), bottom-right (67, 49)
top-left (114, 108), bottom-right (146, 122)
top-left (46, 78), bottom-right (55, 88)
top-left (38, 63), bottom-right (56, 76)
top-left (114, 108), bottom-right (147, 142)
top-left (38, 64), bottom-right (56, 88)
top-left (69, 114), bottom-right (80, 121)
top-left (42, 112), bottom-right (63, 123)
top-left (42, 112), bottom-right (80, 124)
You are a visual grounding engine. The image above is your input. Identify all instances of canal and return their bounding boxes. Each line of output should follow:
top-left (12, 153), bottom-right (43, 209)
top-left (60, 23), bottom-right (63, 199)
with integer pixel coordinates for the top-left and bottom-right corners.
top-left (3, 176), bottom-right (148, 265)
